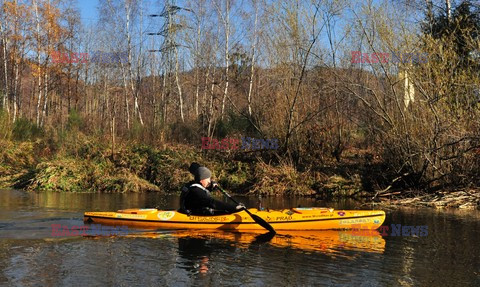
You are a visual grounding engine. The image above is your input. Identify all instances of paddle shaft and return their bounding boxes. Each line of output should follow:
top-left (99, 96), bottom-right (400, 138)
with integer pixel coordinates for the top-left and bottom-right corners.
top-left (217, 186), bottom-right (275, 233)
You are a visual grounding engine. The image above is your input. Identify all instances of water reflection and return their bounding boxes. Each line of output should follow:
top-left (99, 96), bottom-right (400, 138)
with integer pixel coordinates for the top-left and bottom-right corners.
top-left (116, 229), bottom-right (385, 256)
top-left (1, 189), bottom-right (479, 286)
top-left (0, 189), bottom-right (351, 212)
top-left (177, 235), bottom-right (229, 275)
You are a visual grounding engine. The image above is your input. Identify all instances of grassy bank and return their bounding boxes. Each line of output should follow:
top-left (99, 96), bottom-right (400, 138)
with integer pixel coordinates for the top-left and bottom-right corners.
top-left (1, 135), bottom-right (479, 209)
top-left (0, 134), bottom-right (369, 197)
top-left (1, 114), bottom-right (478, 209)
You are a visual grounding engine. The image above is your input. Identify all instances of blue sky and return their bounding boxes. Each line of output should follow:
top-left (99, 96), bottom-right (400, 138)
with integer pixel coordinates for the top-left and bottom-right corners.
top-left (73, 0), bottom-right (424, 69)
top-left (77, 0), bottom-right (167, 25)
top-left (77, 0), bottom-right (99, 25)
top-left (74, 0), bottom-right (352, 69)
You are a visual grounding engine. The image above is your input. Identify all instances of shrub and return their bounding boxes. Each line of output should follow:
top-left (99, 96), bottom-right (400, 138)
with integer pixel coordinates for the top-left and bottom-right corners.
top-left (66, 109), bottom-right (84, 132)
top-left (12, 118), bottom-right (43, 141)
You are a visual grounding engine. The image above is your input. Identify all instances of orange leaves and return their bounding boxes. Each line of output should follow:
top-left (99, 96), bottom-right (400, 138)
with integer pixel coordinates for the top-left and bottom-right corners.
top-left (47, 4), bottom-right (68, 45)
top-left (30, 62), bottom-right (42, 77)
top-left (3, 2), bottom-right (18, 17)
top-left (43, 3), bottom-right (62, 40)
top-left (3, 1), bottom-right (31, 24)
top-left (2, 1), bottom-right (31, 44)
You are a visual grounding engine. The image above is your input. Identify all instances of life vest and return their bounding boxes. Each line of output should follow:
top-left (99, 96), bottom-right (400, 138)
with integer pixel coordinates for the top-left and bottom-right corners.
top-left (179, 183), bottom-right (211, 215)
top-left (189, 183), bottom-right (210, 194)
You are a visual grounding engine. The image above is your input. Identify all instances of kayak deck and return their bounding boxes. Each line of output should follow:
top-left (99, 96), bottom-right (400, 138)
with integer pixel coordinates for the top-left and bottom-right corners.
top-left (84, 207), bottom-right (386, 231)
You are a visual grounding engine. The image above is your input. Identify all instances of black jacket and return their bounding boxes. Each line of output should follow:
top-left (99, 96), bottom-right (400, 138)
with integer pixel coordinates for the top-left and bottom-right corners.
top-left (180, 183), bottom-right (237, 215)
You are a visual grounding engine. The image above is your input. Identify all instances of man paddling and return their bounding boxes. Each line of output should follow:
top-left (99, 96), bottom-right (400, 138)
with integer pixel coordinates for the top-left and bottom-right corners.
top-left (179, 163), bottom-right (244, 215)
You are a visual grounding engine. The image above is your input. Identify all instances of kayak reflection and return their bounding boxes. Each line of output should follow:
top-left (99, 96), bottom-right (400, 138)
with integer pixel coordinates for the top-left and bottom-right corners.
top-left (113, 229), bottom-right (385, 254)
top-left (175, 231), bottom-right (275, 275)
top-left (177, 236), bottom-right (215, 275)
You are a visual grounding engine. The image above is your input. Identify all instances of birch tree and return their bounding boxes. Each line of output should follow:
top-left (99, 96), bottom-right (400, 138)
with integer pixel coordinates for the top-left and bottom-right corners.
top-left (32, 0), bottom-right (43, 126)
top-left (247, 0), bottom-right (259, 117)
top-left (0, 0), bottom-right (8, 113)
top-left (124, 0), bottom-right (144, 126)
top-left (214, 0), bottom-right (230, 119)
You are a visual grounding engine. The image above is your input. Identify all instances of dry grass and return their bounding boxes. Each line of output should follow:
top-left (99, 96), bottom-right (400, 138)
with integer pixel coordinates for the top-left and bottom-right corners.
top-left (251, 161), bottom-right (316, 196)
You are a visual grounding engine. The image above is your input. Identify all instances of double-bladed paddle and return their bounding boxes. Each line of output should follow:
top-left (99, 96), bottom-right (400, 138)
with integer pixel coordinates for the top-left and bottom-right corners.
top-left (217, 185), bottom-right (276, 234)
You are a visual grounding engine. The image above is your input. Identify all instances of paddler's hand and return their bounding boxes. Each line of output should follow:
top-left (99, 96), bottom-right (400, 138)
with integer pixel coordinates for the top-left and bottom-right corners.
top-left (210, 181), bottom-right (219, 189)
top-left (236, 203), bottom-right (246, 210)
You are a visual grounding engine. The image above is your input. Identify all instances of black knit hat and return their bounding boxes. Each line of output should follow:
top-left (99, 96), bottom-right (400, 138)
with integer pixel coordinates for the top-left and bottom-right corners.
top-left (195, 166), bottom-right (212, 181)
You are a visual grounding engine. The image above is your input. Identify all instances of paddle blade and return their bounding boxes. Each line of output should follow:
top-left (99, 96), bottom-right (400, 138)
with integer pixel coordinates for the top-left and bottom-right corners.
top-left (250, 213), bottom-right (276, 233)
top-left (218, 185), bottom-right (275, 233)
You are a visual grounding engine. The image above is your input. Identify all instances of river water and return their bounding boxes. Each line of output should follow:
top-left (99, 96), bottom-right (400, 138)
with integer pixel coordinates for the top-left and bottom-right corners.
top-left (0, 189), bottom-right (479, 286)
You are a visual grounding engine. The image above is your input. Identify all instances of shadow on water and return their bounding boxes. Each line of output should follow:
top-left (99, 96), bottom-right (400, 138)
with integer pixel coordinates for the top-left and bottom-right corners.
top-left (250, 231), bottom-right (276, 244)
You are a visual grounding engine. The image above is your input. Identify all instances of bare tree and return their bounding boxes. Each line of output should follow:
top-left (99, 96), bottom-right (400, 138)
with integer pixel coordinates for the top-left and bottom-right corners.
top-left (32, 0), bottom-right (43, 126)
top-left (124, 0), bottom-right (144, 126)
top-left (247, 0), bottom-right (259, 117)
top-left (214, 0), bottom-right (231, 119)
top-left (0, 0), bottom-right (9, 114)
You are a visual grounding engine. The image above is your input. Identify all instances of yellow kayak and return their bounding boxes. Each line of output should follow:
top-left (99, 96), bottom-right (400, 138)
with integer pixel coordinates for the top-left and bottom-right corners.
top-left (83, 207), bottom-right (385, 231)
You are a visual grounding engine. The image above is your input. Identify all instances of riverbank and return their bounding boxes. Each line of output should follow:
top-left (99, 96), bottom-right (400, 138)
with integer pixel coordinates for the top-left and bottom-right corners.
top-left (0, 137), bottom-right (364, 196)
top-left (378, 189), bottom-right (480, 210)
top-left (1, 136), bottom-right (479, 210)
